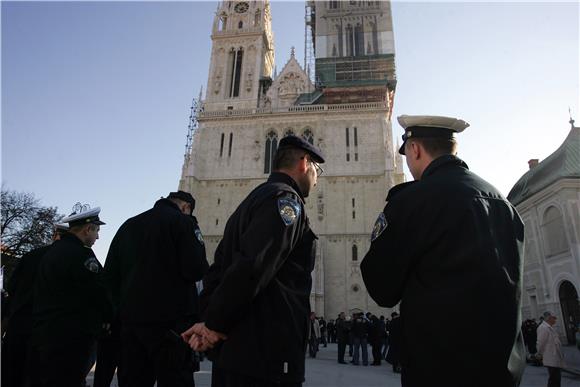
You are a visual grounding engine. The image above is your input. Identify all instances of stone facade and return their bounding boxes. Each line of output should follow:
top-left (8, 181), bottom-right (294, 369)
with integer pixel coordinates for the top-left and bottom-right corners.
top-left (179, 0), bottom-right (404, 320)
top-left (508, 121), bottom-right (580, 344)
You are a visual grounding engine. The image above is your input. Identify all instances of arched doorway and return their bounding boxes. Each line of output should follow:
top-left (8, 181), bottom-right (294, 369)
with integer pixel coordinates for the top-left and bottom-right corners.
top-left (558, 280), bottom-right (580, 344)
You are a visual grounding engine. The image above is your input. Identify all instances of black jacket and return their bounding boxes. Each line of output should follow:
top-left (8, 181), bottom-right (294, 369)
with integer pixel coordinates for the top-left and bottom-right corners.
top-left (200, 172), bottom-right (317, 383)
top-left (104, 198), bottom-right (208, 325)
top-left (361, 155), bottom-right (525, 387)
top-left (4, 244), bottom-right (53, 335)
top-left (32, 234), bottom-right (111, 344)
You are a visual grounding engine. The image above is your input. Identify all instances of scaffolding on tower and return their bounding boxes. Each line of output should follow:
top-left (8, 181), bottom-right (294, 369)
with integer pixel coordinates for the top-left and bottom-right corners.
top-left (304, 1), bottom-right (316, 90)
top-left (183, 87), bottom-right (203, 164)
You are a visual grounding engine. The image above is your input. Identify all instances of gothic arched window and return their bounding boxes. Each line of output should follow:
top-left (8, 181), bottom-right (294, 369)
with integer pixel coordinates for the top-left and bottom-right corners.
top-left (346, 24), bottom-right (354, 56)
top-left (227, 48), bottom-right (243, 98)
top-left (354, 24), bottom-right (364, 56)
top-left (542, 206), bottom-right (568, 256)
top-left (284, 128), bottom-right (295, 137)
top-left (219, 15), bottom-right (227, 31)
top-left (264, 131), bottom-right (278, 174)
top-left (352, 244), bottom-right (358, 261)
top-left (254, 9), bottom-right (261, 26)
top-left (238, 21), bottom-right (243, 29)
top-left (302, 129), bottom-right (314, 144)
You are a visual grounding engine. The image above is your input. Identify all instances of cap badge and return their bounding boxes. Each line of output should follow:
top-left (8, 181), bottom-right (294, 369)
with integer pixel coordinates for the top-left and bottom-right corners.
top-left (371, 212), bottom-right (388, 242)
top-left (278, 197), bottom-right (301, 226)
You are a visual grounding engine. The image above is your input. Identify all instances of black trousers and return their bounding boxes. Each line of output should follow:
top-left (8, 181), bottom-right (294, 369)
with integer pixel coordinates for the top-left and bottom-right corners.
top-left (337, 340), bottom-right (346, 363)
top-left (1, 332), bottom-right (30, 387)
top-left (547, 367), bottom-right (561, 387)
top-left (211, 366), bottom-right (301, 387)
top-left (120, 324), bottom-right (195, 387)
top-left (371, 341), bottom-right (382, 364)
top-left (34, 336), bottom-right (95, 387)
top-left (94, 336), bottom-right (121, 387)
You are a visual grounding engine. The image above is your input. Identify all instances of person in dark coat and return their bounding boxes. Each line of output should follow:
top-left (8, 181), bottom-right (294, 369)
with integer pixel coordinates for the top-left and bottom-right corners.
top-left (361, 115), bottom-right (526, 387)
top-left (103, 191), bottom-right (208, 387)
top-left (327, 319), bottom-right (336, 344)
top-left (31, 206), bottom-right (111, 387)
top-left (1, 223), bottom-right (68, 387)
top-left (350, 313), bottom-right (369, 366)
top-left (336, 312), bottom-right (350, 364)
top-left (369, 314), bottom-right (385, 365)
top-left (182, 135), bottom-right (325, 387)
top-left (385, 312), bottom-right (402, 373)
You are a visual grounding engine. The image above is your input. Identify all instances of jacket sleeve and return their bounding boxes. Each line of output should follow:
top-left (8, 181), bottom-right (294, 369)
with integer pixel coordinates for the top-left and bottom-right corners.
top-left (536, 325), bottom-right (547, 356)
top-left (203, 193), bottom-right (303, 333)
top-left (361, 197), bottom-right (413, 307)
top-left (176, 215), bottom-right (209, 283)
top-left (72, 250), bottom-right (113, 322)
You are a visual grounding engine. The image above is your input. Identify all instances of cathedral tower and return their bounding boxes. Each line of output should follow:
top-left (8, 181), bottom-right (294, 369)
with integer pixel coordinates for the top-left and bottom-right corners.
top-left (205, 0), bottom-right (275, 111)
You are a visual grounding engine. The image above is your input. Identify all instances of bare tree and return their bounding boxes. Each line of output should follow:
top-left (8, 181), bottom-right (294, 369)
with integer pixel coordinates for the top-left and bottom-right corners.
top-left (1, 188), bottom-right (63, 258)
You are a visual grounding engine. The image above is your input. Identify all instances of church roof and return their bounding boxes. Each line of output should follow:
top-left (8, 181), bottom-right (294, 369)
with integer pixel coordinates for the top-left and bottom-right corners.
top-left (507, 120), bottom-right (580, 206)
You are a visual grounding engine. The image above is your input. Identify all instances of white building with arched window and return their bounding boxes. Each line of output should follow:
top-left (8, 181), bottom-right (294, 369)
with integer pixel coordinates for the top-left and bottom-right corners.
top-left (507, 118), bottom-right (580, 344)
top-left (179, 0), bottom-right (404, 319)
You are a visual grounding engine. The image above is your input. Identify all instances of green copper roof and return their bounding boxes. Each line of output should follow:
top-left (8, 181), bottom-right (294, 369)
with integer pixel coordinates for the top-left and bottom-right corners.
top-left (508, 122), bottom-right (580, 206)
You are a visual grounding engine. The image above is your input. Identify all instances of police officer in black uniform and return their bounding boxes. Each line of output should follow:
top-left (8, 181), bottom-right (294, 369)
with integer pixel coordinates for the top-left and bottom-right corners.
top-left (361, 115), bottom-right (526, 387)
top-left (103, 190), bottom-right (208, 387)
top-left (2, 223), bottom-right (68, 387)
top-left (31, 205), bottom-right (111, 387)
top-left (182, 135), bottom-right (325, 387)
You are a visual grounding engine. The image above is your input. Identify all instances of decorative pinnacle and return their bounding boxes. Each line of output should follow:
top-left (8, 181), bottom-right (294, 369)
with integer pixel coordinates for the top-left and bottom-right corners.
top-left (291, 46), bottom-right (295, 58)
top-left (569, 107), bottom-right (575, 128)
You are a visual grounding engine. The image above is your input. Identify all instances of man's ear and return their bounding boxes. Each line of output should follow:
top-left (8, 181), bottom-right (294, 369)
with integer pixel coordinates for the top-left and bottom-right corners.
top-left (297, 155), bottom-right (309, 173)
top-left (409, 141), bottom-right (421, 160)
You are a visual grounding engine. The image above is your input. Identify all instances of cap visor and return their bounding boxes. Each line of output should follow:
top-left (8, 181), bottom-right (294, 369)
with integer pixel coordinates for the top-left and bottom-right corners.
top-left (398, 142), bottom-right (406, 155)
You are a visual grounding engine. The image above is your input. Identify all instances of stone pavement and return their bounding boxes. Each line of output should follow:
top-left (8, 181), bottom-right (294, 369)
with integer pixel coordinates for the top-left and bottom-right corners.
top-left (86, 343), bottom-right (580, 387)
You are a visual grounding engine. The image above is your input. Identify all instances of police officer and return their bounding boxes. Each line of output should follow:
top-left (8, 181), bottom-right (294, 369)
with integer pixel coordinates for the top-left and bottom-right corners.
top-left (2, 223), bottom-right (68, 387)
top-left (182, 135), bottom-right (325, 387)
top-left (361, 115), bottom-right (525, 387)
top-left (31, 205), bottom-right (111, 387)
top-left (103, 190), bottom-right (208, 387)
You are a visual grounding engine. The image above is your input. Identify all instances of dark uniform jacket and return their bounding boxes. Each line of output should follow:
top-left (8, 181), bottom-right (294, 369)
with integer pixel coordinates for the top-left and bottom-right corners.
top-left (200, 172), bottom-right (317, 383)
top-left (4, 244), bottom-right (52, 335)
top-left (361, 155), bottom-right (525, 387)
top-left (104, 198), bottom-right (208, 325)
top-left (32, 233), bottom-right (111, 345)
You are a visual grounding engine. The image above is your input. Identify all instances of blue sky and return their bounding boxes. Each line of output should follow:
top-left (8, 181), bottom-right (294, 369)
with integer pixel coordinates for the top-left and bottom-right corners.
top-left (2, 1), bottom-right (579, 260)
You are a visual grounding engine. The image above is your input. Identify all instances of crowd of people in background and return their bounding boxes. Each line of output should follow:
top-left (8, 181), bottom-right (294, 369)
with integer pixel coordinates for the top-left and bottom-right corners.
top-left (306, 311), bottom-right (403, 373)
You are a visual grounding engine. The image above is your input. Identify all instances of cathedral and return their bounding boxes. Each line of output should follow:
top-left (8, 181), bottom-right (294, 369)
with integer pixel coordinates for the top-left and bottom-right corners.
top-left (179, 0), bottom-right (404, 319)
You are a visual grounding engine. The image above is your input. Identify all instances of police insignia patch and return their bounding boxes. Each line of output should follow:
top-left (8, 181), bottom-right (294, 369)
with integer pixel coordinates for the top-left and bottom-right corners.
top-left (195, 228), bottom-right (204, 245)
top-left (277, 197), bottom-right (301, 226)
top-left (84, 257), bottom-right (101, 273)
top-left (371, 212), bottom-right (388, 242)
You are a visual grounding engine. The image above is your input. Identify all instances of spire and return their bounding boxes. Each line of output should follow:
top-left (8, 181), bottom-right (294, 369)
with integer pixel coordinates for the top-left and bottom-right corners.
top-left (569, 107), bottom-right (576, 129)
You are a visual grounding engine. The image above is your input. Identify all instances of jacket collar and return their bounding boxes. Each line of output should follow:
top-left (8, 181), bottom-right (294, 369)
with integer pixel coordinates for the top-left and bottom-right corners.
top-left (421, 154), bottom-right (469, 180)
top-left (268, 172), bottom-right (305, 201)
top-left (154, 197), bottom-right (182, 212)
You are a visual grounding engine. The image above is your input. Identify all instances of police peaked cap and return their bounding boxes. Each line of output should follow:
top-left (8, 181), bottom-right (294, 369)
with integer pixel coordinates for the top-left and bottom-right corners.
top-left (168, 190), bottom-right (196, 210)
top-left (62, 207), bottom-right (105, 227)
top-left (277, 135), bottom-right (325, 163)
top-left (397, 115), bottom-right (470, 155)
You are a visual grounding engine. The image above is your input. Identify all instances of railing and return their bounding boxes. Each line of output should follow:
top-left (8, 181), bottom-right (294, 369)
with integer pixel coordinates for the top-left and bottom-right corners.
top-left (198, 101), bottom-right (388, 119)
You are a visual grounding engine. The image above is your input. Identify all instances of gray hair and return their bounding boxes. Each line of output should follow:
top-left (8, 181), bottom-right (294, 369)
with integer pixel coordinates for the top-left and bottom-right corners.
top-left (542, 311), bottom-right (553, 319)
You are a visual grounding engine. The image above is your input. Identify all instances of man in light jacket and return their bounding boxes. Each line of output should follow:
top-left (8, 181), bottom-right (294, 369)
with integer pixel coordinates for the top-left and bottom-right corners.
top-left (537, 311), bottom-right (566, 387)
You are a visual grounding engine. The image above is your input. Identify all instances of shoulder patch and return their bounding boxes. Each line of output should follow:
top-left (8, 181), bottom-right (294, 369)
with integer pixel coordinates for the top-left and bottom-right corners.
top-left (371, 212), bottom-right (388, 242)
top-left (194, 228), bottom-right (205, 245)
top-left (84, 256), bottom-right (102, 273)
top-left (277, 197), bottom-right (301, 226)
